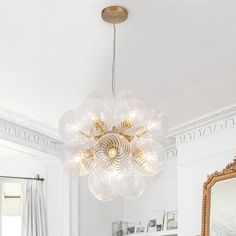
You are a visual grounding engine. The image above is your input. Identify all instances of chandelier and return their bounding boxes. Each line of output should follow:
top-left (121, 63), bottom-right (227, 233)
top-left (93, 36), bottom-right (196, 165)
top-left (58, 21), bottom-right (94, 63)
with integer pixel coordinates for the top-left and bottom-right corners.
top-left (59, 6), bottom-right (168, 201)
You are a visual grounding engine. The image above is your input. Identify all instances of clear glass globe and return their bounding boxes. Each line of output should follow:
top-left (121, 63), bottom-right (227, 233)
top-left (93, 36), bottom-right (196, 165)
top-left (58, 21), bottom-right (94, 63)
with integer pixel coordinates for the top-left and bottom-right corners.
top-left (131, 138), bottom-right (164, 176)
top-left (62, 141), bottom-right (96, 177)
top-left (59, 110), bottom-right (89, 145)
top-left (116, 90), bottom-right (138, 101)
top-left (59, 89), bottom-right (168, 201)
top-left (114, 96), bottom-right (168, 142)
top-left (95, 133), bottom-right (131, 170)
top-left (86, 91), bottom-right (110, 103)
top-left (115, 165), bottom-right (146, 200)
top-left (114, 98), bottom-right (151, 138)
top-left (59, 99), bottom-right (112, 145)
top-left (76, 99), bottom-right (112, 136)
top-left (88, 167), bottom-right (116, 201)
top-left (147, 109), bottom-right (168, 141)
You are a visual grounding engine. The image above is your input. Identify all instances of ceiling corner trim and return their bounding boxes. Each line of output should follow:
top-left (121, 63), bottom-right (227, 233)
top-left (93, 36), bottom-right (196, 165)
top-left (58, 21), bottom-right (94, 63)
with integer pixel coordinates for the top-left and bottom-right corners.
top-left (169, 103), bottom-right (236, 146)
top-left (0, 107), bottom-right (59, 139)
top-left (0, 104), bottom-right (235, 157)
top-left (0, 107), bottom-right (63, 156)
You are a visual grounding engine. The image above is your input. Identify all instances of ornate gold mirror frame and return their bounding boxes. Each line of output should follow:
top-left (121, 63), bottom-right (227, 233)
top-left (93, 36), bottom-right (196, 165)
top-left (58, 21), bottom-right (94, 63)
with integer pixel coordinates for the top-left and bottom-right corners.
top-left (201, 158), bottom-right (236, 236)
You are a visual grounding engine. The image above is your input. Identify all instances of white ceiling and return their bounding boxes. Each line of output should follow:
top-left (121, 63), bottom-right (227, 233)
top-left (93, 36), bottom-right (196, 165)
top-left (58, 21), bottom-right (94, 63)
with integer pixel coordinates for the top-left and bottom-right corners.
top-left (0, 0), bottom-right (236, 132)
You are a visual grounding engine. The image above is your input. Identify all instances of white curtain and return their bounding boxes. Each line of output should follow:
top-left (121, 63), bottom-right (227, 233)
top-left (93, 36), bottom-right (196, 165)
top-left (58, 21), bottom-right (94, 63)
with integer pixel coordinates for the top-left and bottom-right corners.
top-left (21, 180), bottom-right (47, 236)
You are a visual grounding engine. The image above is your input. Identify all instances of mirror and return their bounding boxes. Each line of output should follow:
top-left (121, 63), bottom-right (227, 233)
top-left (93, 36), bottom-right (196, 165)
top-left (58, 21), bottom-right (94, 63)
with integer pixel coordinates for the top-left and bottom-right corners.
top-left (201, 158), bottom-right (236, 236)
top-left (210, 177), bottom-right (236, 235)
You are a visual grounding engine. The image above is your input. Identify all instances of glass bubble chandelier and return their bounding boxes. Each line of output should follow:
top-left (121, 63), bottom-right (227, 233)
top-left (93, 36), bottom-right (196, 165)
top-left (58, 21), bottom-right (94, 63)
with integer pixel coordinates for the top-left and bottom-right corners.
top-left (59, 6), bottom-right (168, 201)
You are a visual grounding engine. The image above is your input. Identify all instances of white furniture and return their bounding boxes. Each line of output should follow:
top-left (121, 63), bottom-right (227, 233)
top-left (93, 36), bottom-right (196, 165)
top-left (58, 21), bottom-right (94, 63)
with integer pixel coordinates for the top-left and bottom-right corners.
top-left (132, 229), bottom-right (178, 236)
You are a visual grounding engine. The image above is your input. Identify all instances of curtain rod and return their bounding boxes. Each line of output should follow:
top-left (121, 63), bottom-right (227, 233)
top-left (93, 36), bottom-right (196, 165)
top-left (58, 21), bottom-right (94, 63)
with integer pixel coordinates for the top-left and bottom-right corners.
top-left (0, 174), bottom-right (44, 181)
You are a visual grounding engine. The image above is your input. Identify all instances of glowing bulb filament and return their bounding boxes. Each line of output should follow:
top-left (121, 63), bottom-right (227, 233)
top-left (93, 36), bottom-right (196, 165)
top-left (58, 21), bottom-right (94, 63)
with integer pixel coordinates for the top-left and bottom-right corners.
top-left (108, 147), bottom-right (118, 159)
top-left (92, 116), bottom-right (108, 133)
top-left (122, 118), bottom-right (134, 129)
top-left (136, 126), bottom-right (149, 137)
top-left (74, 149), bottom-right (94, 163)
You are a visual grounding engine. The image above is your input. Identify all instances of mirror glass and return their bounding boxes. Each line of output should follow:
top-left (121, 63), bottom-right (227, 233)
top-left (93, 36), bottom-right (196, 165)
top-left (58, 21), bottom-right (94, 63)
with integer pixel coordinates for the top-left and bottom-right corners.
top-left (210, 177), bottom-right (236, 235)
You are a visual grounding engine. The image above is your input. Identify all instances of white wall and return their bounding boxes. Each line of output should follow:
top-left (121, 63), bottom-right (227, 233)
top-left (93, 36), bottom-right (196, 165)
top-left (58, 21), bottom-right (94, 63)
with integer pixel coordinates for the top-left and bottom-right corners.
top-left (0, 143), bottom-right (71, 236)
top-left (123, 158), bottom-right (177, 225)
top-left (177, 128), bottom-right (236, 236)
top-left (78, 178), bottom-right (124, 236)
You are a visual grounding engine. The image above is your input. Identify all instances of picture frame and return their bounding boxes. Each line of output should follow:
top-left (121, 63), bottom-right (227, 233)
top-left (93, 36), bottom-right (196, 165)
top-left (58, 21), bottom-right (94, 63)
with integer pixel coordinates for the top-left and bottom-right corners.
top-left (136, 222), bottom-right (146, 234)
top-left (156, 224), bottom-right (162, 231)
top-left (112, 221), bottom-right (128, 236)
top-left (166, 211), bottom-right (178, 230)
top-left (144, 209), bottom-right (165, 232)
top-left (127, 222), bottom-right (137, 234)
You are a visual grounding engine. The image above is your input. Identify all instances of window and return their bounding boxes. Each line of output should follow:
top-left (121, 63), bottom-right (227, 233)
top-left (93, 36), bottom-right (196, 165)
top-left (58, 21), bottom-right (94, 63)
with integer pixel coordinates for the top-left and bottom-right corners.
top-left (1, 182), bottom-right (22, 236)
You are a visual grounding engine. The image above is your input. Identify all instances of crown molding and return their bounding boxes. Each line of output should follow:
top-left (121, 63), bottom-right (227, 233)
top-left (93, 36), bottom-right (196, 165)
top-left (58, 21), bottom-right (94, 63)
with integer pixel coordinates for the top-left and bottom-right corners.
top-left (0, 107), bottom-right (178, 159)
top-left (162, 144), bottom-right (178, 160)
top-left (0, 104), bottom-right (235, 158)
top-left (0, 107), bottom-right (60, 139)
top-left (161, 137), bottom-right (178, 160)
top-left (0, 117), bottom-right (63, 157)
top-left (169, 104), bottom-right (236, 146)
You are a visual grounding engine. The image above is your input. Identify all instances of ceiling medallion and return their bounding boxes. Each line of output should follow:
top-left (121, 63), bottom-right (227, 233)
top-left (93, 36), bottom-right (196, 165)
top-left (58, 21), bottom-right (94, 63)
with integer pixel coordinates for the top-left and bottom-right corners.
top-left (59, 6), bottom-right (168, 201)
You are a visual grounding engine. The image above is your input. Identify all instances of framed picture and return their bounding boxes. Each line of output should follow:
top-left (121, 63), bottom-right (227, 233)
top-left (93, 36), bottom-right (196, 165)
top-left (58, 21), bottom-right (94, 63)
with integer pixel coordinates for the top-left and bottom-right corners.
top-left (127, 222), bottom-right (137, 234)
top-left (112, 221), bottom-right (128, 236)
top-left (166, 211), bottom-right (178, 230)
top-left (144, 209), bottom-right (165, 232)
top-left (136, 222), bottom-right (146, 234)
top-left (156, 224), bottom-right (162, 231)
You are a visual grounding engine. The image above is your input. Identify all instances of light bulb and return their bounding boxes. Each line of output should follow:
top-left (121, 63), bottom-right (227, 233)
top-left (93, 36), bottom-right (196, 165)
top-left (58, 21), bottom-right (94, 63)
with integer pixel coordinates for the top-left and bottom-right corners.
top-left (115, 98), bottom-right (150, 138)
top-left (74, 154), bottom-right (81, 163)
top-left (95, 133), bottom-right (131, 170)
top-left (131, 138), bottom-right (164, 176)
top-left (62, 142), bottom-right (96, 177)
top-left (59, 99), bottom-right (113, 146)
top-left (108, 148), bottom-right (118, 159)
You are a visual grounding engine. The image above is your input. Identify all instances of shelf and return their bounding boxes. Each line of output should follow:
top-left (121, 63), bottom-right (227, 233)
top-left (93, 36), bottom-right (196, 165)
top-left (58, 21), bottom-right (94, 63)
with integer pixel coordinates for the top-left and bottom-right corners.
top-left (132, 229), bottom-right (178, 236)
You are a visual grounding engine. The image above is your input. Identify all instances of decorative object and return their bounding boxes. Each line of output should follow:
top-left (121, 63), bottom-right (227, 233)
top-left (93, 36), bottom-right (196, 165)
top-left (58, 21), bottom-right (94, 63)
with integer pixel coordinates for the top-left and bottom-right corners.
top-left (136, 222), bottom-right (146, 234)
top-left (127, 222), bottom-right (137, 234)
top-left (201, 158), bottom-right (236, 236)
top-left (156, 224), bottom-right (162, 231)
top-left (59, 6), bottom-right (168, 201)
top-left (112, 221), bottom-right (128, 236)
top-left (166, 211), bottom-right (178, 230)
top-left (145, 210), bottom-right (165, 232)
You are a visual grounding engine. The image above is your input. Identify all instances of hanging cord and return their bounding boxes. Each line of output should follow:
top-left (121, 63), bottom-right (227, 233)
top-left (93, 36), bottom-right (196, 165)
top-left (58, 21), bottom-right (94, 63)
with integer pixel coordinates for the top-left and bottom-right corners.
top-left (112, 21), bottom-right (117, 99)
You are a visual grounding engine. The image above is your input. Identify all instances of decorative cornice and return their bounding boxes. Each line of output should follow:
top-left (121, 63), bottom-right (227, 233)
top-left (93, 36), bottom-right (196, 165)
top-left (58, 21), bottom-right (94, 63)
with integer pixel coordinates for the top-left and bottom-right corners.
top-left (205, 158), bottom-right (236, 186)
top-left (169, 104), bottom-right (236, 146)
top-left (0, 118), bottom-right (63, 156)
top-left (161, 137), bottom-right (178, 160)
top-left (0, 104), bottom-right (235, 158)
top-left (0, 107), bottom-right (178, 159)
top-left (0, 107), bottom-right (59, 139)
top-left (162, 145), bottom-right (178, 160)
